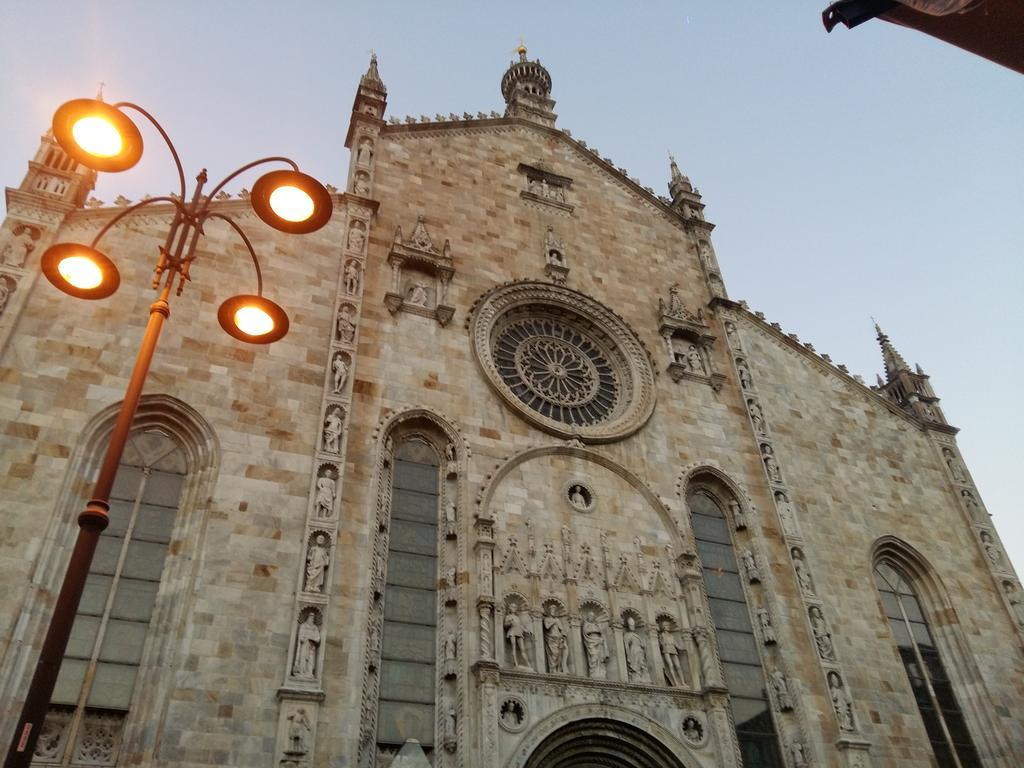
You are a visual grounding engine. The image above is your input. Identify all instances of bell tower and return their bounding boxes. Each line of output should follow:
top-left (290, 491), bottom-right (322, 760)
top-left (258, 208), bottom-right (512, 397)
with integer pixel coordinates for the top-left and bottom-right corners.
top-left (13, 128), bottom-right (96, 208)
top-left (501, 46), bottom-right (557, 127)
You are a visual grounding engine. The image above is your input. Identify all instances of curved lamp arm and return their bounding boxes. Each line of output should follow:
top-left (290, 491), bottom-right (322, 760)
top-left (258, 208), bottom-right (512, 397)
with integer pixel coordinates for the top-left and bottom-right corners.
top-left (88, 196), bottom-right (188, 249)
top-left (204, 212), bottom-right (264, 296)
top-left (203, 156), bottom-right (300, 212)
top-left (114, 102), bottom-right (187, 201)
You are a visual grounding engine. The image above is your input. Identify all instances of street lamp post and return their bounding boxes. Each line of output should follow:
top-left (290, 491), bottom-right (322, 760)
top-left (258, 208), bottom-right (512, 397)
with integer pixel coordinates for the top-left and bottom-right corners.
top-left (4, 97), bottom-right (333, 768)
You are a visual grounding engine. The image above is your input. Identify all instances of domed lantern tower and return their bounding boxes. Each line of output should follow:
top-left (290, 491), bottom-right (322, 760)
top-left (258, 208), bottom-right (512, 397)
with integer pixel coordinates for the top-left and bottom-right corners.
top-left (501, 45), bottom-right (558, 127)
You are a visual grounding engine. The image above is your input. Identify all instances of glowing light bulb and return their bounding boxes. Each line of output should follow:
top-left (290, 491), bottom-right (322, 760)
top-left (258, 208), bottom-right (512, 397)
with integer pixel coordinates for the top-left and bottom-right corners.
top-left (58, 255), bottom-right (104, 290)
top-left (234, 305), bottom-right (274, 336)
top-left (268, 185), bottom-right (314, 223)
top-left (71, 116), bottom-right (123, 158)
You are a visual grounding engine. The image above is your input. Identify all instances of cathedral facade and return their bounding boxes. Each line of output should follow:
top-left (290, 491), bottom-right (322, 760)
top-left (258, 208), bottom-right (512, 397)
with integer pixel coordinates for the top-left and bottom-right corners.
top-left (0, 51), bottom-right (1021, 768)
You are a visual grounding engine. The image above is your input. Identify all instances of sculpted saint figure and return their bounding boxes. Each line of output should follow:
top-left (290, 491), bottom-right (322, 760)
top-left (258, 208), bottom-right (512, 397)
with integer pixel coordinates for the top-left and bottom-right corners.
top-left (336, 305), bottom-right (356, 343)
top-left (569, 485), bottom-right (588, 509)
top-left (809, 606), bottom-right (836, 660)
top-left (294, 613), bottom-right (321, 677)
top-left (332, 353), bottom-right (349, 394)
top-left (687, 345), bottom-right (706, 375)
top-left (504, 608), bottom-right (530, 668)
top-left (742, 549), bottom-right (761, 583)
top-left (737, 360), bottom-right (753, 389)
top-left (749, 400), bottom-right (766, 434)
top-left (623, 616), bottom-right (648, 682)
top-left (762, 444), bottom-right (782, 483)
top-left (323, 408), bottom-right (344, 454)
top-left (729, 498), bottom-right (747, 530)
top-left (980, 531), bottom-right (1001, 567)
top-left (581, 612), bottom-right (608, 679)
top-left (771, 668), bottom-right (793, 710)
top-left (658, 621), bottom-right (686, 687)
top-left (793, 549), bottom-right (814, 593)
top-left (407, 281), bottom-right (429, 306)
top-left (1003, 582), bottom-right (1024, 627)
top-left (344, 260), bottom-right (360, 294)
top-left (828, 672), bottom-right (855, 731)
top-left (286, 708), bottom-right (311, 754)
top-left (304, 534), bottom-right (330, 593)
top-left (315, 473), bottom-right (335, 519)
top-left (356, 138), bottom-right (373, 165)
top-left (542, 605), bottom-right (569, 674)
top-left (1, 227), bottom-right (35, 268)
top-left (789, 738), bottom-right (808, 768)
top-left (353, 172), bottom-right (370, 196)
top-left (944, 448), bottom-right (967, 482)
top-left (347, 226), bottom-right (365, 253)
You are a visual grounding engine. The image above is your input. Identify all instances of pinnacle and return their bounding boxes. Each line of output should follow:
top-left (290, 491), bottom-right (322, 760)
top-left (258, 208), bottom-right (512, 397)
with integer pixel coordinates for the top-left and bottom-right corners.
top-left (361, 52), bottom-right (386, 92)
top-left (874, 322), bottom-right (911, 382)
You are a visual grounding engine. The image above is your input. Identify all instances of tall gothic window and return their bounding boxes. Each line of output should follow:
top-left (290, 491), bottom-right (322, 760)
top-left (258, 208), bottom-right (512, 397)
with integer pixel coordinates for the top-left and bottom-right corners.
top-left (873, 563), bottom-right (981, 767)
top-left (376, 439), bottom-right (441, 753)
top-left (688, 488), bottom-right (783, 768)
top-left (36, 429), bottom-right (187, 766)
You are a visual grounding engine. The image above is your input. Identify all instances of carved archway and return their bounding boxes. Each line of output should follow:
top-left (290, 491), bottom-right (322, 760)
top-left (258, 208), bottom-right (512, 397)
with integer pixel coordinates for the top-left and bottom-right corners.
top-left (522, 717), bottom-right (687, 768)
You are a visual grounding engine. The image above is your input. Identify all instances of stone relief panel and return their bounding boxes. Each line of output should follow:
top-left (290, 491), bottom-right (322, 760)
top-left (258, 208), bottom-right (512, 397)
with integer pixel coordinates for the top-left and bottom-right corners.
top-left (384, 215), bottom-right (455, 326)
top-left (0, 221), bottom-right (39, 268)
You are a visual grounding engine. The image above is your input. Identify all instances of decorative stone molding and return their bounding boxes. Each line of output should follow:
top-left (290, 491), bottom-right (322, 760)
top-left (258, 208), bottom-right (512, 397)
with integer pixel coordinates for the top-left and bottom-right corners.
top-left (468, 281), bottom-right (656, 443)
top-left (658, 284), bottom-right (726, 390)
top-left (542, 226), bottom-right (569, 285)
top-left (384, 215), bottom-right (456, 326)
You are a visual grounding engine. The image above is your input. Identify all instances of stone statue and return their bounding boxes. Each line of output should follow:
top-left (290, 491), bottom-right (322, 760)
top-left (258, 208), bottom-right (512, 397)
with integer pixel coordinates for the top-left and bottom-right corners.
top-left (315, 473), bottom-right (336, 519)
top-left (661, 283), bottom-right (686, 319)
top-left (504, 607), bottom-right (530, 668)
top-left (353, 172), bottom-right (370, 196)
top-left (444, 441), bottom-right (457, 475)
top-left (623, 616), bottom-right (648, 682)
top-left (770, 668), bottom-right (793, 710)
top-left (336, 305), bottom-right (356, 343)
top-left (788, 737), bottom-right (808, 768)
top-left (828, 671), bottom-right (855, 731)
top-left (407, 281), bottom-right (429, 306)
top-left (294, 613), bottom-right (321, 677)
top-left (961, 489), bottom-right (981, 518)
top-left (762, 444), bottom-right (782, 483)
top-left (757, 607), bottom-right (777, 644)
top-left (542, 605), bottom-right (569, 674)
top-left (1, 226), bottom-right (36, 268)
top-left (944, 448), bottom-right (967, 483)
top-left (686, 345), bottom-right (706, 375)
top-left (323, 407), bottom-right (344, 454)
top-left (1003, 581), bottom-right (1024, 627)
top-left (444, 498), bottom-right (457, 538)
top-left (569, 485), bottom-right (588, 509)
top-left (443, 633), bottom-right (457, 678)
top-left (344, 260), bottom-right (361, 294)
top-left (749, 400), bottom-right (766, 434)
top-left (356, 137), bottom-right (373, 165)
top-left (980, 531), bottom-right (1001, 567)
top-left (581, 612), bottom-right (608, 679)
top-left (725, 321), bottom-right (740, 349)
top-left (742, 549), bottom-right (761, 583)
top-left (775, 491), bottom-right (797, 536)
top-left (658, 622), bottom-right (687, 687)
top-left (737, 359), bottom-right (752, 389)
top-left (286, 708), bottom-right (312, 755)
top-left (332, 353), bottom-right (349, 394)
top-left (809, 606), bottom-right (835, 660)
top-left (729, 498), bottom-right (747, 530)
top-left (793, 549), bottom-right (814, 593)
top-left (347, 225), bottom-right (365, 253)
top-left (304, 534), bottom-right (330, 593)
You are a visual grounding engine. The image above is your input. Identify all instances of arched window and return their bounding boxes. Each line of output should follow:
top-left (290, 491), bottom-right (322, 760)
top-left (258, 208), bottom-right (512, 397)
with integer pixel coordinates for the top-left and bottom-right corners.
top-left (873, 563), bottom-right (982, 767)
top-left (36, 428), bottom-right (187, 766)
top-left (687, 487), bottom-right (783, 767)
top-left (376, 438), bottom-right (441, 755)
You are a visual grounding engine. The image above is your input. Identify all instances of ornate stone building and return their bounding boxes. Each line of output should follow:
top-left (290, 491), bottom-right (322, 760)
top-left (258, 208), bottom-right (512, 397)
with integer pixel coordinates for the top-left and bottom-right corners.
top-left (1, 50), bottom-right (1022, 768)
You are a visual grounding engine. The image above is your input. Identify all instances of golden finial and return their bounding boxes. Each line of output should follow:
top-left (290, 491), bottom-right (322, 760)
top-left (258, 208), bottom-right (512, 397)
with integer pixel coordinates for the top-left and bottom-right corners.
top-left (516, 39), bottom-right (528, 60)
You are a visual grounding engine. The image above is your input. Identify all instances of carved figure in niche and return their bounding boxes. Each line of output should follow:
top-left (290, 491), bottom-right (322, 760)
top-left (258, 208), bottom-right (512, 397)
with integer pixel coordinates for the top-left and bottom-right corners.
top-left (344, 260), bottom-right (361, 294)
top-left (544, 227), bottom-right (565, 265)
top-left (406, 281), bottom-right (430, 306)
top-left (353, 171), bottom-right (370, 196)
top-left (569, 485), bottom-right (589, 510)
top-left (499, 699), bottom-right (525, 729)
top-left (828, 671), bottom-right (856, 731)
top-left (943, 448), bottom-right (967, 483)
top-left (737, 359), bottom-right (753, 389)
top-left (762, 444), bottom-right (782, 483)
top-left (788, 737), bottom-right (809, 768)
top-left (681, 715), bottom-right (703, 744)
top-left (809, 606), bottom-right (836, 660)
top-left (443, 633), bottom-right (457, 678)
top-left (961, 489), bottom-right (981, 518)
top-left (304, 534), bottom-right (331, 593)
top-left (980, 531), bottom-right (1002, 567)
top-left (286, 708), bottom-right (312, 755)
top-left (660, 283), bottom-right (687, 320)
top-left (770, 668), bottom-right (793, 710)
top-left (444, 567), bottom-right (458, 605)
top-left (323, 406), bottom-right (344, 454)
top-left (336, 304), bottom-right (356, 343)
top-left (756, 606), bottom-right (777, 644)
top-left (775, 491), bottom-right (797, 536)
top-left (446, 704), bottom-right (457, 745)
top-left (332, 352), bottom-right (349, 395)
top-left (444, 441), bottom-right (457, 476)
top-left (347, 222), bottom-right (366, 253)
top-left (686, 345), bottom-right (706, 375)
top-left (1002, 581), bottom-right (1024, 627)
top-left (709, 273), bottom-right (725, 296)
top-left (729, 498), bottom-right (748, 530)
top-left (1, 224), bottom-right (37, 268)
top-left (658, 621), bottom-right (687, 687)
top-left (315, 470), bottom-right (336, 519)
top-left (623, 616), bottom-right (649, 682)
top-left (699, 241), bottom-right (716, 269)
top-left (444, 498), bottom-right (457, 539)
top-left (479, 548), bottom-right (494, 596)
top-left (748, 399), bottom-right (766, 434)
top-left (581, 612), bottom-right (608, 679)
top-left (294, 612), bottom-right (321, 677)
top-left (792, 548), bottom-right (814, 593)
top-left (725, 321), bottom-right (740, 349)
top-left (742, 549), bottom-right (761, 583)
top-left (542, 604), bottom-right (569, 674)
top-left (356, 137), bottom-right (374, 165)
top-left (0, 277), bottom-right (14, 316)
top-left (504, 604), bottom-right (531, 669)
top-left (921, 402), bottom-right (936, 420)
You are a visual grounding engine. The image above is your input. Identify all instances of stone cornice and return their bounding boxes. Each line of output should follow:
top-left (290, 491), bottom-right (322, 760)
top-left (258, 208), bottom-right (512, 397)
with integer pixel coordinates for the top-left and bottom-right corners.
top-left (379, 117), bottom-right (712, 236)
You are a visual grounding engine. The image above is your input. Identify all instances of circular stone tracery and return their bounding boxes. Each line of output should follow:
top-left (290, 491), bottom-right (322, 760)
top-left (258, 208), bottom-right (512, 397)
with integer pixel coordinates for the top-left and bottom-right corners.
top-left (471, 282), bottom-right (655, 443)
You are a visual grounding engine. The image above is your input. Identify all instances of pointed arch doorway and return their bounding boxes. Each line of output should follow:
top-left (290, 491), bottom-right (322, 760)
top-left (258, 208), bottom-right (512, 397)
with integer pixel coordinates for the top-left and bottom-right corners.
top-left (522, 718), bottom-right (688, 768)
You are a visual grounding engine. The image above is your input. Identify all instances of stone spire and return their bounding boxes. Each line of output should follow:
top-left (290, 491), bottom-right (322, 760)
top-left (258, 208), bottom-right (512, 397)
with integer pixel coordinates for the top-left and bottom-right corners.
top-left (666, 152), bottom-right (707, 226)
top-left (874, 323), bottom-right (911, 382)
top-left (360, 52), bottom-right (386, 93)
top-left (668, 153), bottom-right (693, 201)
top-left (501, 45), bottom-right (557, 127)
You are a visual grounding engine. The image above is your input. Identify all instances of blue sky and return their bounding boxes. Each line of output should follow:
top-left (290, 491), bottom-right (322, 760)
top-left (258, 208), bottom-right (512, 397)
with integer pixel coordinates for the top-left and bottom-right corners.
top-left (1, 1), bottom-right (1021, 574)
